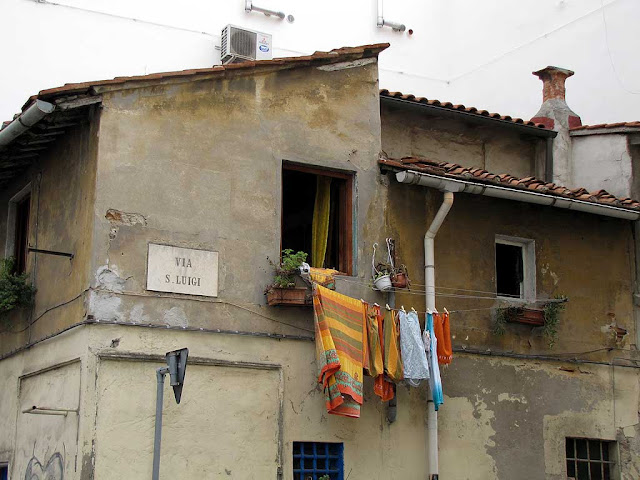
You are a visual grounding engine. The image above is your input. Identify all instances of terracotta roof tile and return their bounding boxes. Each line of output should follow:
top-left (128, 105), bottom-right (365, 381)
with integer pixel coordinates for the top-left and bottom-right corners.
top-left (24, 43), bottom-right (388, 109)
top-left (378, 155), bottom-right (640, 212)
top-left (379, 89), bottom-right (551, 131)
top-left (571, 121), bottom-right (640, 131)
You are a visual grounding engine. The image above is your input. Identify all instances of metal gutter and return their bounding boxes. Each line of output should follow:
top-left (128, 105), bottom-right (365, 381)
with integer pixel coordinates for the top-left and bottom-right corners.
top-left (0, 100), bottom-right (55, 149)
top-left (396, 170), bottom-right (640, 221)
top-left (380, 95), bottom-right (557, 138)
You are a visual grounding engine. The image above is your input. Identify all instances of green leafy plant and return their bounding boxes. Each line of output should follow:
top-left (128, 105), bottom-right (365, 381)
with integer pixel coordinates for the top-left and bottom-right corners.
top-left (0, 257), bottom-right (36, 314)
top-left (318, 476), bottom-right (331, 480)
top-left (268, 249), bottom-right (308, 289)
top-left (492, 306), bottom-right (521, 336)
top-left (542, 296), bottom-right (567, 348)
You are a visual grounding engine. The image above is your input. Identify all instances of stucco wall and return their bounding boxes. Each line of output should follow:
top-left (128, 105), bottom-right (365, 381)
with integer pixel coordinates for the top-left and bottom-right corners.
top-left (571, 134), bottom-right (633, 199)
top-left (86, 60), bottom-right (388, 336)
top-left (380, 103), bottom-right (544, 178)
top-left (0, 113), bottom-right (99, 356)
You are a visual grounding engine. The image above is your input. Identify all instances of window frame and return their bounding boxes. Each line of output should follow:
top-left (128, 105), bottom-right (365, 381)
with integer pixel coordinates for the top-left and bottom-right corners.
top-left (565, 437), bottom-right (618, 480)
top-left (0, 462), bottom-right (8, 480)
top-left (495, 234), bottom-right (536, 302)
top-left (293, 441), bottom-right (344, 480)
top-left (281, 162), bottom-right (354, 275)
top-left (5, 183), bottom-right (32, 273)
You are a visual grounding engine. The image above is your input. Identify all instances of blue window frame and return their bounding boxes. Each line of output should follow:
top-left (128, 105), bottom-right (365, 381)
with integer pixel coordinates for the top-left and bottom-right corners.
top-left (293, 442), bottom-right (343, 480)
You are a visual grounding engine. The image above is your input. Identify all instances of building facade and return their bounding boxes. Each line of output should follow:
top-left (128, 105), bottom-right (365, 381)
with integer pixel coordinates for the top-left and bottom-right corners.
top-left (0, 44), bottom-right (639, 479)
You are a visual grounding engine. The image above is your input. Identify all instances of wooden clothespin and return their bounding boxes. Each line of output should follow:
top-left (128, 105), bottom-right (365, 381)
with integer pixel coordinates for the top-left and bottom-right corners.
top-left (401, 305), bottom-right (406, 313)
top-left (385, 304), bottom-right (391, 311)
top-left (373, 302), bottom-right (380, 307)
top-left (412, 307), bottom-right (418, 314)
top-left (444, 307), bottom-right (450, 315)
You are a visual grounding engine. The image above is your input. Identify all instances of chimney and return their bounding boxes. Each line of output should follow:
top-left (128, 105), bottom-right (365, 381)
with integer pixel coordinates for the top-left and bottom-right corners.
top-left (531, 66), bottom-right (581, 186)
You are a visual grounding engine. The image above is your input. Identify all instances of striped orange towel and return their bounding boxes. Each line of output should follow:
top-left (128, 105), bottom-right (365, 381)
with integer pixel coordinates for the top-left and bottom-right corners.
top-left (313, 285), bottom-right (365, 418)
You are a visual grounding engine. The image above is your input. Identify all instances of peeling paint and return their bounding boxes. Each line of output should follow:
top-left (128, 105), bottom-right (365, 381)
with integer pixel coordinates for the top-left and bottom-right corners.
top-left (105, 209), bottom-right (147, 227)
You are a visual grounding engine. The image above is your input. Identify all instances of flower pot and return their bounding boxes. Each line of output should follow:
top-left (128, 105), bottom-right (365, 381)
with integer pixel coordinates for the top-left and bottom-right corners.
top-left (373, 274), bottom-right (393, 292)
top-left (391, 272), bottom-right (409, 289)
top-left (266, 287), bottom-right (311, 306)
top-left (506, 307), bottom-right (545, 326)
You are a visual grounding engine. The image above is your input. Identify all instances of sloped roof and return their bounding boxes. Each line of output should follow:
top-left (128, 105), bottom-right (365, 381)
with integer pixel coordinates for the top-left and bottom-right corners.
top-left (570, 121), bottom-right (640, 134)
top-left (379, 155), bottom-right (640, 212)
top-left (29, 44), bottom-right (389, 107)
top-left (380, 89), bottom-right (549, 131)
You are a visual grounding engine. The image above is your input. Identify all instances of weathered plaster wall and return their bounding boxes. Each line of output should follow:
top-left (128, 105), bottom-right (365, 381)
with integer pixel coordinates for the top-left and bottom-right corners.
top-left (385, 186), bottom-right (636, 356)
top-left (439, 354), bottom-right (640, 480)
top-left (87, 324), bottom-right (433, 480)
top-left (380, 103), bottom-right (544, 178)
top-left (571, 134), bottom-right (633, 198)
top-left (87, 61), bottom-right (389, 336)
top-left (0, 111), bottom-right (99, 356)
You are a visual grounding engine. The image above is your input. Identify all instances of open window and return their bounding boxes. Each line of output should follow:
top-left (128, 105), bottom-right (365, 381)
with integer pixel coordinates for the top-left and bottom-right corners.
top-left (5, 184), bottom-right (31, 274)
top-left (495, 235), bottom-right (535, 301)
top-left (282, 163), bottom-right (353, 274)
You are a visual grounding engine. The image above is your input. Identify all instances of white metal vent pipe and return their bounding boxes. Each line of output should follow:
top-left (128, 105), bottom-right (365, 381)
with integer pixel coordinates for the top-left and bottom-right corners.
top-left (424, 191), bottom-right (454, 479)
top-left (396, 170), bottom-right (640, 221)
top-left (0, 100), bottom-right (55, 149)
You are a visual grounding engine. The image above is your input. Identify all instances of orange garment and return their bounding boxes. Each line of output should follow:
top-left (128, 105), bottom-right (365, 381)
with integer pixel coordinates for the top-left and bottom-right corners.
top-left (369, 305), bottom-right (395, 402)
top-left (383, 309), bottom-right (403, 382)
top-left (433, 311), bottom-right (452, 365)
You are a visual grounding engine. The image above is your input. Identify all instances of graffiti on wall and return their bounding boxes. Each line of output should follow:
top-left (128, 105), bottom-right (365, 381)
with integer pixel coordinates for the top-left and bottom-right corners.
top-left (24, 452), bottom-right (63, 480)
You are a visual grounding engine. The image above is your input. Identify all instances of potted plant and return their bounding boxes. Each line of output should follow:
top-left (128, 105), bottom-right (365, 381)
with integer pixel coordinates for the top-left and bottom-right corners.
top-left (372, 263), bottom-right (393, 291)
top-left (391, 264), bottom-right (410, 289)
top-left (0, 257), bottom-right (36, 316)
top-left (493, 297), bottom-right (567, 347)
top-left (265, 249), bottom-right (311, 306)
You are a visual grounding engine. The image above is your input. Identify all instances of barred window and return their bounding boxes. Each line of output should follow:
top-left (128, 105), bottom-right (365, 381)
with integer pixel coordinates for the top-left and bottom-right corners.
top-left (293, 442), bottom-right (343, 480)
top-left (566, 438), bottom-right (617, 480)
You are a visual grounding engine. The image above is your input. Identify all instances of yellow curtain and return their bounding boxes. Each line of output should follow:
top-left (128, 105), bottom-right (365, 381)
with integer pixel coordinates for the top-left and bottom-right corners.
top-left (311, 176), bottom-right (332, 268)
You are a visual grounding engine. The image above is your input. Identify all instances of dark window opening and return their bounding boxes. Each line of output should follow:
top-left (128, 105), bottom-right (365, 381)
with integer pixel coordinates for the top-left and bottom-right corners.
top-left (496, 242), bottom-right (523, 298)
top-left (566, 438), bottom-right (616, 480)
top-left (293, 441), bottom-right (343, 480)
top-left (282, 164), bottom-right (353, 274)
top-left (0, 464), bottom-right (7, 480)
top-left (14, 194), bottom-right (31, 274)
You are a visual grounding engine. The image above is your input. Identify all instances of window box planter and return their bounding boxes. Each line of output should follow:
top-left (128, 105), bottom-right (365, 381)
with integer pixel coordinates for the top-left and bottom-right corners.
top-left (505, 307), bottom-right (545, 326)
top-left (266, 287), bottom-right (311, 306)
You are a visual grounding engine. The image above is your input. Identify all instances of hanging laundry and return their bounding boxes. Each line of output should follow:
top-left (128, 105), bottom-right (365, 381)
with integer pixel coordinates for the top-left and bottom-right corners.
top-left (309, 267), bottom-right (340, 290)
top-left (433, 311), bottom-right (452, 365)
top-left (383, 309), bottom-right (404, 383)
top-left (398, 310), bottom-right (429, 386)
top-left (313, 284), bottom-right (365, 418)
top-left (364, 305), bottom-right (383, 377)
top-left (425, 313), bottom-right (444, 410)
top-left (366, 304), bottom-right (394, 401)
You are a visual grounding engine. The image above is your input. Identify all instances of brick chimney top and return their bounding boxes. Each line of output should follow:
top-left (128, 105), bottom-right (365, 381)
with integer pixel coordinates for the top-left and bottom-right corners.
top-left (533, 66), bottom-right (574, 102)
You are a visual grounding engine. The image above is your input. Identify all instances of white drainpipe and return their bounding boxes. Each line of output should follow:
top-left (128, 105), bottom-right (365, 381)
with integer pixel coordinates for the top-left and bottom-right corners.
top-left (425, 190), bottom-right (454, 480)
top-left (0, 100), bottom-right (55, 149)
top-left (396, 170), bottom-right (640, 221)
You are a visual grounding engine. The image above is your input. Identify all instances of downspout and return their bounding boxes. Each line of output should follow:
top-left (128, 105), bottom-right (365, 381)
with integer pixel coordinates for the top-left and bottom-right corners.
top-left (0, 100), bottom-right (55, 148)
top-left (425, 191), bottom-right (454, 480)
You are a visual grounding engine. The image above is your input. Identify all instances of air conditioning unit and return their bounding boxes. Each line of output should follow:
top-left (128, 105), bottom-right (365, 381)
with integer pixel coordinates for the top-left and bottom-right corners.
top-left (221, 25), bottom-right (273, 64)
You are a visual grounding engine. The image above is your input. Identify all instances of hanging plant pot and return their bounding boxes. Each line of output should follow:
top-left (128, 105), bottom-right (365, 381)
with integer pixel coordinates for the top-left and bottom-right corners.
top-left (373, 274), bottom-right (393, 292)
top-left (392, 272), bottom-right (408, 289)
top-left (266, 287), bottom-right (311, 306)
top-left (506, 307), bottom-right (545, 326)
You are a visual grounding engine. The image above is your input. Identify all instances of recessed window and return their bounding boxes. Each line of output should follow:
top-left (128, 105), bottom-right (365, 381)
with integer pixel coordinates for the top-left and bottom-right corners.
top-left (495, 235), bottom-right (535, 301)
top-left (282, 163), bottom-right (353, 274)
top-left (293, 442), bottom-right (343, 480)
top-left (5, 184), bottom-right (31, 275)
top-left (566, 438), bottom-right (617, 480)
top-left (0, 463), bottom-right (8, 480)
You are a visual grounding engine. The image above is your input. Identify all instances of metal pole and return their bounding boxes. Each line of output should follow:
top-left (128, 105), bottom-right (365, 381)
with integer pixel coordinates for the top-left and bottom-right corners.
top-left (152, 367), bottom-right (168, 480)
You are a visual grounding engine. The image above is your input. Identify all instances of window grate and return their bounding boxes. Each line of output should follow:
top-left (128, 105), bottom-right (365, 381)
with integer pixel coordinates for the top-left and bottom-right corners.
top-left (293, 442), bottom-right (343, 480)
top-left (566, 438), bottom-right (616, 480)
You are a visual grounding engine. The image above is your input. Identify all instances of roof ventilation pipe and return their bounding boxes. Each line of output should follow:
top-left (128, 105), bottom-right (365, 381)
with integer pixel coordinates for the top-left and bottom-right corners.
top-left (0, 100), bottom-right (55, 149)
top-left (424, 190), bottom-right (454, 480)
